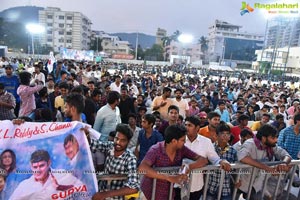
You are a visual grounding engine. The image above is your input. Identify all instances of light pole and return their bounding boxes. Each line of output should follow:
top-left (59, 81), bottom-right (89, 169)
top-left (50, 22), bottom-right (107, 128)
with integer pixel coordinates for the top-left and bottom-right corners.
top-left (135, 31), bottom-right (139, 60)
top-left (178, 33), bottom-right (193, 64)
top-left (25, 23), bottom-right (45, 56)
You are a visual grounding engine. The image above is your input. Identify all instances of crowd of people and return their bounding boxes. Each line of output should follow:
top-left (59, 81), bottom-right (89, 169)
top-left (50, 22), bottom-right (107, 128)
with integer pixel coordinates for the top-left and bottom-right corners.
top-left (1, 56), bottom-right (300, 199)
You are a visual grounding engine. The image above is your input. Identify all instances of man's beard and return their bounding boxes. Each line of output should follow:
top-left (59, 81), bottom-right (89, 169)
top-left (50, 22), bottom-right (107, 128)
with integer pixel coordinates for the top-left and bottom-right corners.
top-left (265, 140), bottom-right (276, 147)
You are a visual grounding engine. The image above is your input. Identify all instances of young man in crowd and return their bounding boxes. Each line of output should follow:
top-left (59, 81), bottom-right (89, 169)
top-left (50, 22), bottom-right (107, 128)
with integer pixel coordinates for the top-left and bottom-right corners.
top-left (152, 87), bottom-right (173, 120)
top-left (173, 88), bottom-right (189, 119)
top-left (237, 124), bottom-right (292, 199)
top-left (198, 111), bottom-right (221, 143)
top-left (139, 124), bottom-right (208, 200)
top-left (179, 116), bottom-right (231, 200)
top-left (251, 113), bottom-right (270, 132)
top-left (127, 113), bottom-right (141, 151)
top-left (0, 82), bottom-right (16, 120)
top-left (207, 122), bottom-right (238, 200)
top-left (90, 124), bottom-right (139, 199)
top-left (231, 114), bottom-right (251, 145)
top-left (134, 113), bottom-right (163, 166)
top-left (158, 105), bottom-right (180, 136)
top-left (93, 91), bottom-right (121, 171)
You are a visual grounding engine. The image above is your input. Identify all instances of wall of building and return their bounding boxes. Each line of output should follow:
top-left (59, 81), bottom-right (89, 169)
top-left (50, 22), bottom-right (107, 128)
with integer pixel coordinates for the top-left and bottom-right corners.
top-left (165, 41), bottom-right (202, 64)
top-left (39, 7), bottom-right (91, 52)
top-left (208, 20), bottom-right (264, 64)
top-left (253, 47), bottom-right (300, 72)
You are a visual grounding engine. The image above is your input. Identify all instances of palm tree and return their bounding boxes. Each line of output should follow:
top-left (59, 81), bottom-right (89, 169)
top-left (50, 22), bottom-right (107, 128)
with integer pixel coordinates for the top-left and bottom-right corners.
top-left (161, 30), bottom-right (181, 61)
top-left (198, 36), bottom-right (209, 64)
top-left (161, 36), bottom-right (171, 47)
top-left (198, 36), bottom-right (208, 52)
top-left (170, 30), bottom-right (181, 42)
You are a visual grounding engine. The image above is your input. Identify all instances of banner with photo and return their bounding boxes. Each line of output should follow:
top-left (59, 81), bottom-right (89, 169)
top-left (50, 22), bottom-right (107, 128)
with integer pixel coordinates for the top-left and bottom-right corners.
top-left (0, 120), bottom-right (98, 200)
top-left (60, 48), bottom-right (94, 61)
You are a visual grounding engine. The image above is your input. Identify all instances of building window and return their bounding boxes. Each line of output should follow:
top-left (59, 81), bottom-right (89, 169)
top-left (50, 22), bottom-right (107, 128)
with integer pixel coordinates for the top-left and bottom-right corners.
top-left (67, 16), bottom-right (73, 20)
top-left (47, 38), bottom-right (52, 42)
top-left (59, 16), bottom-right (64, 20)
top-left (59, 39), bottom-right (64, 43)
top-left (66, 39), bottom-right (72, 43)
top-left (66, 32), bottom-right (72, 35)
top-left (47, 30), bottom-right (52, 34)
top-left (47, 23), bottom-right (53, 27)
top-left (59, 31), bottom-right (64, 35)
top-left (47, 15), bottom-right (53, 19)
top-left (67, 24), bottom-right (72, 28)
top-left (59, 24), bottom-right (64, 28)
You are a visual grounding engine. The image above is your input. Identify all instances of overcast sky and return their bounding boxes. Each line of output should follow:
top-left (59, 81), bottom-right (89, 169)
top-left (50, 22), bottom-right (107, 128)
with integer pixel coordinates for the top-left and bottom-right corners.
top-left (1, 0), bottom-right (283, 38)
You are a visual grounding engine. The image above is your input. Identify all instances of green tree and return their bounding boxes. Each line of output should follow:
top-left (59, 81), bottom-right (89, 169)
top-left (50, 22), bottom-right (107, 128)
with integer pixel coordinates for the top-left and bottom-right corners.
top-left (131, 44), bottom-right (145, 60)
top-left (90, 37), bottom-right (103, 52)
top-left (161, 36), bottom-right (171, 47)
top-left (170, 30), bottom-right (181, 42)
top-left (259, 61), bottom-right (271, 74)
top-left (144, 44), bottom-right (164, 61)
top-left (161, 30), bottom-right (181, 47)
top-left (161, 30), bottom-right (181, 61)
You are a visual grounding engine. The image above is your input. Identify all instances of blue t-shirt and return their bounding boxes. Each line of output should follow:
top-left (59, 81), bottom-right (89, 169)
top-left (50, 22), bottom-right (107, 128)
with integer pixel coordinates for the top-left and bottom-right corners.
top-left (64, 113), bottom-right (87, 123)
top-left (137, 129), bottom-right (163, 165)
top-left (0, 75), bottom-right (20, 103)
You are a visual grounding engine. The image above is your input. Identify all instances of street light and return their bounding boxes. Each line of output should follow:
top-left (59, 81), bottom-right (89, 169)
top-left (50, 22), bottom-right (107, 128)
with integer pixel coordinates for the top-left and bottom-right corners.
top-left (25, 23), bottom-right (45, 56)
top-left (178, 33), bottom-right (194, 64)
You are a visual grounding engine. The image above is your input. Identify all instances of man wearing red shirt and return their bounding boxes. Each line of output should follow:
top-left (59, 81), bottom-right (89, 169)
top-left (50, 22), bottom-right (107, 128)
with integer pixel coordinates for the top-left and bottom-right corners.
top-left (231, 114), bottom-right (251, 145)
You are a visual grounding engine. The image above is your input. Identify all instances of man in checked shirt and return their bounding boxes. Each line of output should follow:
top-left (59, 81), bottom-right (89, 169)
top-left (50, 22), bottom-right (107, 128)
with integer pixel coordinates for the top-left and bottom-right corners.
top-left (89, 123), bottom-right (139, 200)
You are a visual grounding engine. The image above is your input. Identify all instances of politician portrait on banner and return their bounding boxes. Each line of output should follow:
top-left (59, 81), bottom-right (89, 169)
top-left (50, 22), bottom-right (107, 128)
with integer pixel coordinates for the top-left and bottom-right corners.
top-left (0, 120), bottom-right (99, 200)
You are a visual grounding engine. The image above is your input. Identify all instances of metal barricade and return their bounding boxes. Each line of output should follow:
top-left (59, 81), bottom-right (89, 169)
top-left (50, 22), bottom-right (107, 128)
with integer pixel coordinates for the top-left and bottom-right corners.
top-left (95, 160), bottom-right (300, 200)
top-left (149, 160), bottom-right (300, 200)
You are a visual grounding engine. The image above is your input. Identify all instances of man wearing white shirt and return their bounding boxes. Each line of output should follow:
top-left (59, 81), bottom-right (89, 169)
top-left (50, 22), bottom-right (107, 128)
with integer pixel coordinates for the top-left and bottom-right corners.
top-left (173, 88), bottom-right (189, 119)
top-left (110, 75), bottom-right (123, 94)
top-left (178, 116), bottom-right (231, 200)
top-left (31, 64), bottom-right (45, 86)
top-left (127, 79), bottom-right (139, 97)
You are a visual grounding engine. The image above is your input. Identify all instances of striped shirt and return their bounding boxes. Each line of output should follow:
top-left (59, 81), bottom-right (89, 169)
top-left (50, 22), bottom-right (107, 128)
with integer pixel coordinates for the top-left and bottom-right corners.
top-left (90, 140), bottom-right (139, 200)
top-left (0, 91), bottom-right (16, 120)
top-left (207, 144), bottom-right (237, 197)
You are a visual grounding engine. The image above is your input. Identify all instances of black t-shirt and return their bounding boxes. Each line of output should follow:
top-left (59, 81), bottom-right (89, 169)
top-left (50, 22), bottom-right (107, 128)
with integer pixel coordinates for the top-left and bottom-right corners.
top-left (83, 98), bottom-right (97, 126)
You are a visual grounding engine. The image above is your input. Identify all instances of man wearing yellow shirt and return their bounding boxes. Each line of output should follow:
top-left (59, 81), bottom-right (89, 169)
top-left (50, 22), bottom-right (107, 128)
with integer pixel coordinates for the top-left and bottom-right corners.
top-left (251, 113), bottom-right (270, 132)
top-left (54, 82), bottom-right (69, 113)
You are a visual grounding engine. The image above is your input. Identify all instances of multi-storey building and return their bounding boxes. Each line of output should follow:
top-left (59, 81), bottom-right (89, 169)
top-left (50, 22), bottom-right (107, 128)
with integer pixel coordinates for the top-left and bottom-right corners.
top-left (39, 7), bottom-right (92, 52)
top-left (156, 28), bottom-right (167, 46)
top-left (253, 18), bottom-right (300, 73)
top-left (265, 18), bottom-right (300, 48)
top-left (165, 41), bottom-right (202, 64)
top-left (208, 20), bottom-right (264, 66)
top-left (91, 31), bottom-right (131, 57)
